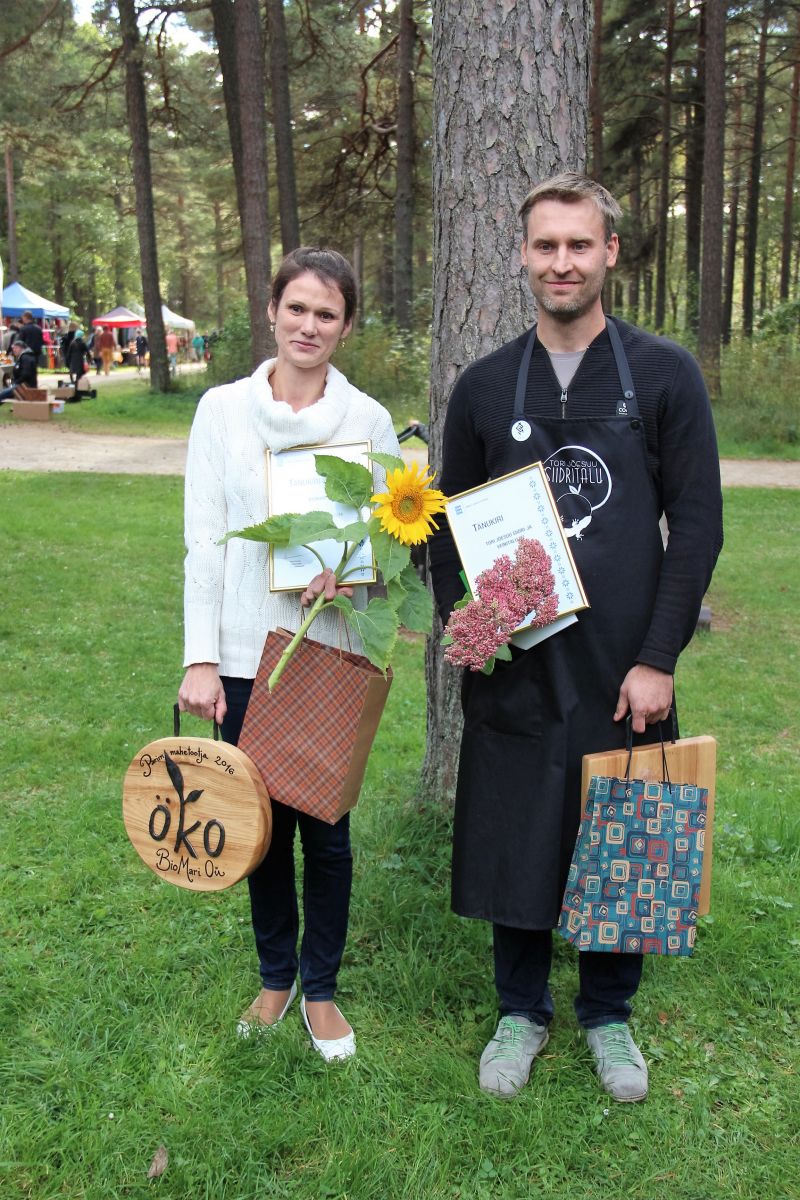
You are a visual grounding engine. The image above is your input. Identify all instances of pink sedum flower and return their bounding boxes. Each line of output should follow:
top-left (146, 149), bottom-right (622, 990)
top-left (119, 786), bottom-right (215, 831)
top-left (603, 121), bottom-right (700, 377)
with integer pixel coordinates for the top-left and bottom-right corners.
top-left (444, 537), bottom-right (558, 671)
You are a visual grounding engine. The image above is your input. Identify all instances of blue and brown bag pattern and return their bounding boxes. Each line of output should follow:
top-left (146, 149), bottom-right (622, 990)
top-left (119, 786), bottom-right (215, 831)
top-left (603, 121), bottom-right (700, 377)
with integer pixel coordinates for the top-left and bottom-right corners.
top-left (558, 775), bottom-right (708, 956)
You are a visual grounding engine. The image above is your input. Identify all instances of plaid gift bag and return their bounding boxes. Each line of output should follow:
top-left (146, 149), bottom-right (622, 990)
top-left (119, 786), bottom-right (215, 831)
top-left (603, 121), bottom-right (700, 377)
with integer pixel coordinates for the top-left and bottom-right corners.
top-left (238, 629), bottom-right (392, 824)
top-left (558, 722), bottom-right (710, 956)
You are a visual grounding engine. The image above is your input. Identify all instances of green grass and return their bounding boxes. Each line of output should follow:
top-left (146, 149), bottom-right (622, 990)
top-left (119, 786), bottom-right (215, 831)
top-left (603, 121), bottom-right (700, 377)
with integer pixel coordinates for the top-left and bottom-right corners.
top-left (714, 340), bottom-right (800, 459)
top-left (1, 477), bottom-right (798, 1199)
top-left (2, 376), bottom-right (205, 438)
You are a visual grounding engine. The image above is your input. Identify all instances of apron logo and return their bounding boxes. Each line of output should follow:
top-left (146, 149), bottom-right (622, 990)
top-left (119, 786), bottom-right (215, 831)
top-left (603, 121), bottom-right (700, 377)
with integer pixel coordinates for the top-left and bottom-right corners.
top-left (543, 445), bottom-right (613, 540)
top-left (511, 419), bottom-right (532, 442)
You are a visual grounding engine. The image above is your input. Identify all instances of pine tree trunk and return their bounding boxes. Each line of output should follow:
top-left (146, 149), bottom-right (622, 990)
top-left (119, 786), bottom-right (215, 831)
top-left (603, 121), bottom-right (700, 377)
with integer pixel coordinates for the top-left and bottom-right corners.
top-left (698, 0), bottom-right (725, 399)
top-left (118, 0), bottom-right (169, 391)
top-left (590, 0), bottom-right (604, 180)
top-left (654, 0), bottom-right (675, 333)
top-left (266, 0), bottom-right (301, 253)
top-left (424, 0), bottom-right (592, 806)
top-left (5, 146), bottom-right (18, 282)
top-left (393, 0), bottom-right (415, 331)
top-left (741, 2), bottom-right (769, 338)
top-left (684, 4), bottom-right (705, 337)
top-left (235, 0), bottom-right (271, 367)
top-left (722, 83), bottom-right (743, 345)
top-left (780, 11), bottom-right (800, 300)
top-left (210, 0), bottom-right (246, 233)
top-left (214, 200), bottom-right (225, 329)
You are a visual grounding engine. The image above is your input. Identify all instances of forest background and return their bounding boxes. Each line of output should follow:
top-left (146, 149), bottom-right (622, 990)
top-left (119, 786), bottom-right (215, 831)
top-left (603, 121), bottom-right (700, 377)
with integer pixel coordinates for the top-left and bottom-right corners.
top-left (2, 1), bottom-right (800, 392)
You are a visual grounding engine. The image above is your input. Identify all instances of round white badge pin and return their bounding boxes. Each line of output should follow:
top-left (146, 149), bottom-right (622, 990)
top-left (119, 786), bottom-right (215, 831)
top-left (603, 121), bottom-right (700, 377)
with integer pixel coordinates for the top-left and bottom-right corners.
top-left (511, 419), bottom-right (532, 442)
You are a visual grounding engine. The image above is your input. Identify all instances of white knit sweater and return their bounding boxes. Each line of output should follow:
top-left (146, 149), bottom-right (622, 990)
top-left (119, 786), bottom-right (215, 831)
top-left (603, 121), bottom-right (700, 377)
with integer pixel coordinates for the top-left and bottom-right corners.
top-left (183, 359), bottom-right (401, 677)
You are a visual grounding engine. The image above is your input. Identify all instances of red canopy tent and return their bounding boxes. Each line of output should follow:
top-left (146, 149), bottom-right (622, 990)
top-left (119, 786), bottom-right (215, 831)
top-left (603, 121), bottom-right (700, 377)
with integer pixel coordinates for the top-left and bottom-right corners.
top-left (92, 306), bottom-right (145, 327)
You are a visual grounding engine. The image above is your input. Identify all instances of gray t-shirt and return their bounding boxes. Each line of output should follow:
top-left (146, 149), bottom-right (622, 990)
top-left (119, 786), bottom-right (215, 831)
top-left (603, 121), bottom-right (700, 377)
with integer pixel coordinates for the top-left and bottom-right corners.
top-left (547, 349), bottom-right (585, 389)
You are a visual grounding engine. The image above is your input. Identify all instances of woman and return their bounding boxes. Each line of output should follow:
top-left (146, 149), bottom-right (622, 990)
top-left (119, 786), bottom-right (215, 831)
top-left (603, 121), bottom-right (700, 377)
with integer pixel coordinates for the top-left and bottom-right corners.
top-left (178, 247), bottom-right (400, 1061)
top-left (66, 329), bottom-right (91, 390)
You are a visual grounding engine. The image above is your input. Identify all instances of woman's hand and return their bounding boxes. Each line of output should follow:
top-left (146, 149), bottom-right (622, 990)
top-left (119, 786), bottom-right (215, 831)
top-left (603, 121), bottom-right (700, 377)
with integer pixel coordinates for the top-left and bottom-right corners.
top-left (178, 662), bottom-right (227, 724)
top-left (300, 567), bottom-right (354, 608)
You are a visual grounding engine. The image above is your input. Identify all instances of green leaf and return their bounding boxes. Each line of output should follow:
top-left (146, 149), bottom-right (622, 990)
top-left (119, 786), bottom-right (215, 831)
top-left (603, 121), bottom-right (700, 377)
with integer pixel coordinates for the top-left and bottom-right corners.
top-left (333, 519), bottom-right (370, 544)
top-left (494, 643), bottom-right (513, 661)
top-left (332, 596), bottom-right (398, 671)
top-left (367, 450), bottom-right (405, 476)
top-left (370, 526), bottom-right (411, 582)
top-left (219, 514), bottom-right (296, 546)
top-left (387, 563), bottom-right (433, 632)
top-left (480, 657), bottom-right (498, 676)
top-left (288, 511), bottom-right (342, 545)
top-left (314, 454), bottom-right (373, 509)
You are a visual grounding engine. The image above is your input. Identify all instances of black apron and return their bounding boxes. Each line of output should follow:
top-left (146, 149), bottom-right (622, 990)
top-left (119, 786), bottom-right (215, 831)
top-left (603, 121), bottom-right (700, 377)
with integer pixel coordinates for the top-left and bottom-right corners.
top-left (452, 319), bottom-right (669, 930)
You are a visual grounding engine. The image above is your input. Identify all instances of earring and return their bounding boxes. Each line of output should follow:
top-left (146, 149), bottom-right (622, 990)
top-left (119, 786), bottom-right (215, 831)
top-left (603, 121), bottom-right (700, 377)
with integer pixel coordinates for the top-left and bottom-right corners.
top-left (339, 338), bottom-right (347, 348)
top-left (270, 323), bottom-right (275, 335)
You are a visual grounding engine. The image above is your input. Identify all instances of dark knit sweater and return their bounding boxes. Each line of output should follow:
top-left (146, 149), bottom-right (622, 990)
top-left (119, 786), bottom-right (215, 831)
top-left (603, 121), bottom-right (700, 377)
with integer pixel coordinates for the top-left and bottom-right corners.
top-left (429, 318), bottom-right (724, 675)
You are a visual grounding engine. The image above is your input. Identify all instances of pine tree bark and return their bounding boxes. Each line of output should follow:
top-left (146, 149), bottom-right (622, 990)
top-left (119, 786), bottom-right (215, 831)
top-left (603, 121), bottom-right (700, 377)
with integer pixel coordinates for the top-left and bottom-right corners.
top-left (234, 0), bottom-right (271, 367)
top-left (654, 0), bottom-right (675, 332)
top-left (5, 145), bottom-right (18, 282)
top-left (698, 0), bottom-right (725, 399)
top-left (684, 3), bottom-right (705, 337)
top-left (118, 0), bottom-right (169, 391)
top-left (722, 82), bottom-right (743, 344)
top-left (266, 0), bottom-right (300, 253)
top-left (590, 0), bottom-right (603, 179)
top-left (424, 0), bottom-right (592, 805)
top-left (393, 0), bottom-right (415, 331)
top-left (741, 2), bottom-right (769, 337)
top-left (780, 10), bottom-right (800, 300)
top-left (210, 0), bottom-right (246, 233)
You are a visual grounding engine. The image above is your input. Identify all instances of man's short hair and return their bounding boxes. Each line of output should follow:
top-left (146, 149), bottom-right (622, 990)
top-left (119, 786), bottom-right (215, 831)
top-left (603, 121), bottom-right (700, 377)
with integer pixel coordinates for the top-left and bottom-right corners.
top-left (22, 310), bottom-right (33, 321)
top-left (12, 338), bottom-right (27, 349)
top-left (518, 172), bottom-right (623, 242)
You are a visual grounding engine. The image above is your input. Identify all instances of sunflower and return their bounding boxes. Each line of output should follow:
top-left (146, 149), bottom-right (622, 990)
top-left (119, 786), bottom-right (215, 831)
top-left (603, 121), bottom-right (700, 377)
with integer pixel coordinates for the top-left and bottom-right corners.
top-left (371, 461), bottom-right (447, 546)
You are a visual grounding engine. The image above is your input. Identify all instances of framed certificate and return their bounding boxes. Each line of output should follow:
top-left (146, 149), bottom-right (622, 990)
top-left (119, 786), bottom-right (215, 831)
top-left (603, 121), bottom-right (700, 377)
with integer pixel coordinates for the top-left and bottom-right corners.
top-left (444, 461), bottom-right (588, 646)
top-left (266, 440), bottom-right (376, 592)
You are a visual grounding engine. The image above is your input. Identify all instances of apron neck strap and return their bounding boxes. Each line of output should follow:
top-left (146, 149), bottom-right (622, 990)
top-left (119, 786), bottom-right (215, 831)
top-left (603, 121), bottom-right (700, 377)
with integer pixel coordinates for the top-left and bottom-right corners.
top-left (513, 318), bottom-right (640, 420)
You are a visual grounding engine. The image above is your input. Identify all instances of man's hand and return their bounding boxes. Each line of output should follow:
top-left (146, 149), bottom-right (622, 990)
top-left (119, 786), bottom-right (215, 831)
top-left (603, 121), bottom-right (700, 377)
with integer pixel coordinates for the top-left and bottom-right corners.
top-left (613, 664), bottom-right (673, 734)
top-left (178, 662), bottom-right (227, 724)
top-left (299, 567), bottom-right (353, 608)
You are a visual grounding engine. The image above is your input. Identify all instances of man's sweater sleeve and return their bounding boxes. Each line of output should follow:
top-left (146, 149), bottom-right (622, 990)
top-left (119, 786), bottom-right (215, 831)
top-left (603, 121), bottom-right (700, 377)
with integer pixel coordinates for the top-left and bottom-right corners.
top-left (636, 349), bottom-right (723, 674)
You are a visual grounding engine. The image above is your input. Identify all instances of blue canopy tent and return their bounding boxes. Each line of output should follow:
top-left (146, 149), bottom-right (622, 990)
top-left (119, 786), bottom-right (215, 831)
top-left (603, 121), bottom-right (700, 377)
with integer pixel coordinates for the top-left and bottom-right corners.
top-left (2, 281), bottom-right (70, 319)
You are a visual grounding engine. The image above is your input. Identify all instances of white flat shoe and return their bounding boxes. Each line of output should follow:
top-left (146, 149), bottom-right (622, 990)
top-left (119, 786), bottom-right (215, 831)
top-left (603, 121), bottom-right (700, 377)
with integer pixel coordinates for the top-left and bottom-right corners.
top-left (236, 981), bottom-right (298, 1038)
top-left (300, 996), bottom-right (356, 1061)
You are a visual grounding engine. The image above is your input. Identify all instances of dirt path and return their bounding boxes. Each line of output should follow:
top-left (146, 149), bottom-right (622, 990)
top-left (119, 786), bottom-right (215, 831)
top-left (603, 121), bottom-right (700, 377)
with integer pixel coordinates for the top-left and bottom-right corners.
top-left (0, 419), bottom-right (798, 485)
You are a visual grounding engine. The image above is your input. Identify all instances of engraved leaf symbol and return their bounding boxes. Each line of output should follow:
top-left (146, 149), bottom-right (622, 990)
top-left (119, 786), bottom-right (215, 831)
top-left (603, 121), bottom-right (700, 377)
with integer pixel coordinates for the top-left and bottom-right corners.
top-left (185, 789), bottom-right (204, 805)
top-left (569, 484), bottom-right (581, 495)
top-left (164, 752), bottom-right (184, 797)
top-left (146, 1144), bottom-right (169, 1179)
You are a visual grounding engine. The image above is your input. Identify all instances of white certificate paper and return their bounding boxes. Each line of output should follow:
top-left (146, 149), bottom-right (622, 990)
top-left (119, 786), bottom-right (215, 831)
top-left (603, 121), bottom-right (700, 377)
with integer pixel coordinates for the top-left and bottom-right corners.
top-left (266, 440), bottom-right (376, 592)
top-left (444, 462), bottom-right (588, 646)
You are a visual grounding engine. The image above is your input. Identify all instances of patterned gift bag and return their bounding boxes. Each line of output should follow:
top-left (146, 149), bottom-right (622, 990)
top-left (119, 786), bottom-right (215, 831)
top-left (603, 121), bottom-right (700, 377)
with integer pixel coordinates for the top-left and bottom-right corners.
top-left (558, 758), bottom-right (708, 957)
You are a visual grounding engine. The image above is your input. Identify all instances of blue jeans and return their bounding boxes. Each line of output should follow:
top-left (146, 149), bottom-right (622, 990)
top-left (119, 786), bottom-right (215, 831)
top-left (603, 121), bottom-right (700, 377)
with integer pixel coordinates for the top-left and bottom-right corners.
top-left (221, 676), bottom-right (352, 1000)
top-left (493, 924), bottom-right (644, 1029)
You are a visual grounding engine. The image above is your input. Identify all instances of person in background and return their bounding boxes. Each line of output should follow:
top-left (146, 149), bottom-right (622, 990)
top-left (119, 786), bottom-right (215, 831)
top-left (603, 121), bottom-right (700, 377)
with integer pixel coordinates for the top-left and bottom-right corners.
top-left (98, 325), bottom-right (116, 376)
top-left (0, 339), bottom-right (39, 400)
top-left (66, 328), bottom-right (92, 390)
top-left (61, 321), bottom-right (78, 366)
top-left (18, 311), bottom-right (44, 364)
top-left (135, 331), bottom-right (149, 373)
top-left (192, 331), bottom-right (205, 362)
top-left (178, 247), bottom-right (400, 1063)
top-left (165, 329), bottom-right (179, 375)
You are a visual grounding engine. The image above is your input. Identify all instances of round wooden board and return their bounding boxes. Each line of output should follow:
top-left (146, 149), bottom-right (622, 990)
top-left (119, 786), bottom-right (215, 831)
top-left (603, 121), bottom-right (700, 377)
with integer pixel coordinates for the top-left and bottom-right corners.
top-left (123, 735), bottom-right (271, 891)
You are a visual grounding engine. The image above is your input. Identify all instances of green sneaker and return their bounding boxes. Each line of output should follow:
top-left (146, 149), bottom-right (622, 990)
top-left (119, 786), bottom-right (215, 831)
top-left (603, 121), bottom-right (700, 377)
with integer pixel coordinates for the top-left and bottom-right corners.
top-left (479, 1015), bottom-right (549, 1098)
top-left (586, 1023), bottom-right (648, 1103)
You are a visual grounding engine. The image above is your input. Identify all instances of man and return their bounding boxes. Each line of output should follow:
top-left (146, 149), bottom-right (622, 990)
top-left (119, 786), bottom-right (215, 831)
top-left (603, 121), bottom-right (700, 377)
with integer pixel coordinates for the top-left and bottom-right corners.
top-left (18, 311), bottom-right (44, 362)
top-left (0, 339), bottom-right (39, 400)
top-left (135, 332), bottom-right (149, 373)
top-left (98, 325), bottom-right (116, 376)
top-left (429, 173), bottom-right (722, 1104)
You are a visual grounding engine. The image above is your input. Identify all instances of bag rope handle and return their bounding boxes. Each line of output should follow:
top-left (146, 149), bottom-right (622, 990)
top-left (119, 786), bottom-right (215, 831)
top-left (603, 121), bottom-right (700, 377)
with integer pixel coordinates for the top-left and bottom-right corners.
top-left (623, 712), bottom-right (674, 789)
top-left (173, 702), bottom-right (221, 741)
